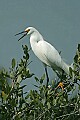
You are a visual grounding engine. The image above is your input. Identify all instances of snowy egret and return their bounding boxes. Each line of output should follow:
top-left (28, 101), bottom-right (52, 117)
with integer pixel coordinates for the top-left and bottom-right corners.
top-left (15, 27), bottom-right (70, 86)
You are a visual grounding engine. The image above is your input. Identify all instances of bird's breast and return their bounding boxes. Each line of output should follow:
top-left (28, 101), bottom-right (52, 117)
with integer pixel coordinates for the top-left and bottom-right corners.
top-left (30, 40), bottom-right (51, 66)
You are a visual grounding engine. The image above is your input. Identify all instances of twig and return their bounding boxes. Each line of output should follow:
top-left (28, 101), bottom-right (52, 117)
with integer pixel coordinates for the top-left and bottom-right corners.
top-left (56, 111), bottom-right (79, 119)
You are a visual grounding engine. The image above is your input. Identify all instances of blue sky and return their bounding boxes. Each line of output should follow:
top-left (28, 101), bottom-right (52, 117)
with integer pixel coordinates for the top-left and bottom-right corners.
top-left (0, 0), bottom-right (80, 90)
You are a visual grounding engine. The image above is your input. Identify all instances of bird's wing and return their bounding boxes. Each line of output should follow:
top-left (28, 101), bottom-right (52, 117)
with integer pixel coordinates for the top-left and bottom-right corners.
top-left (37, 40), bottom-right (62, 71)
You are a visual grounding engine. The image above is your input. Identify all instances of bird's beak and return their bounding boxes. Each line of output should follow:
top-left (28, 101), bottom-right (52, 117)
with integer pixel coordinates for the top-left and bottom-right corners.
top-left (15, 31), bottom-right (28, 41)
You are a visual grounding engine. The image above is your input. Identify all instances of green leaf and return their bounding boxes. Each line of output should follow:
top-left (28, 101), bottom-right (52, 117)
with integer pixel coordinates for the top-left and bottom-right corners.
top-left (17, 75), bottom-right (22, 83)
top-left (28, 73), bottom-right (34, 78)
top-left (69, 67), bottom-right (73, 76)
top-left (35, 77), bottom-right (39, 82)
top-left (47, 102), bottom-right (51, 109)
top-left (18, 85), bottom-right (27, 89)
top-left (41, 74), bottom-right (45, 80)
top-left (12, 58), bottom-right (16, 68)
top-left (40, 74), bottom-right (45, 84)
top-left (33, 84), bottom-right (39, 88)
top-left (23, 55), bottom-right (26, 59)
top-left (74, 55), bottom-right (78, 63)
top-left (78, 44), bottom-right (80, 52)
top-left (10, 71), bottom-right (15, 78)
top-left (1, 91), bottom-right (8, 100)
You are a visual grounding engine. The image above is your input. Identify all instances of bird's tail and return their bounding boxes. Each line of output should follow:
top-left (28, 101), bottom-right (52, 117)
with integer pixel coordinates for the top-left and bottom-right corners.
top-left (61, 60), bottom-right (70, 74)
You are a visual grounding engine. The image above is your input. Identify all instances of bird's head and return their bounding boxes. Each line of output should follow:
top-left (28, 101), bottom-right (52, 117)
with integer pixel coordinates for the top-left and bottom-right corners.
top-left (15, 27), bottom-right (39, 41)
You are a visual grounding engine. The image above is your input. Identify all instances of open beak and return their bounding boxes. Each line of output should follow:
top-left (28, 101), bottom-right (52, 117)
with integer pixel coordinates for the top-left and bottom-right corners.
top-left (15, 31), bottom-right (28, 41)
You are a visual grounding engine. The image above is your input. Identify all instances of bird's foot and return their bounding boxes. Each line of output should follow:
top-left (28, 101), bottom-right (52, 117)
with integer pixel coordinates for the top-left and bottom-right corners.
top-left (56, 82), bottom-right (64, 90)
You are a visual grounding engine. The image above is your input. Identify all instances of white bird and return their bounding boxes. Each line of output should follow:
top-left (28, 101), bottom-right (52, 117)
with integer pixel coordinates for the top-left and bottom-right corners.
top-left (15, 27), bottom-right (70, 86)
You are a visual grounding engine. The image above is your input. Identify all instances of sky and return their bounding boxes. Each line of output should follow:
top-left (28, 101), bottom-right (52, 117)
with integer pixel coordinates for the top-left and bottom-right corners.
top-left (0, 0), bottom-right (80, 91)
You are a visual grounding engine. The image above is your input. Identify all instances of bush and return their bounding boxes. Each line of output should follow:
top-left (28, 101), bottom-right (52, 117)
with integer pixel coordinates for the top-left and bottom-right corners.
top-left (0, 44), bottom-right (80, 120)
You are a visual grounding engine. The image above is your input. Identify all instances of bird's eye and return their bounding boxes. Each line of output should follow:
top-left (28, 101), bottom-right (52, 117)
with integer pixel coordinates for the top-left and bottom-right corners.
top-left (26, 29), bottom-right (30, 33)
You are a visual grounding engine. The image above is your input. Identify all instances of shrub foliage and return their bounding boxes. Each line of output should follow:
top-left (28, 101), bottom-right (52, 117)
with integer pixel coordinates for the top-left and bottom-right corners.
top-left (0, 44), bottom-right (80, 120)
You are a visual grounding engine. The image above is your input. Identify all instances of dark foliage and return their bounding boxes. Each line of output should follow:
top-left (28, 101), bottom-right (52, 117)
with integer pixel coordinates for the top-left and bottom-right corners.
top-left (0, 44), bottom-right (80, 120)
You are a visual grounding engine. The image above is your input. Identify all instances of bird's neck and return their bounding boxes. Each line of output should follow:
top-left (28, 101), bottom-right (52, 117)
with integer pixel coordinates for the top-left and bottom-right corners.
top-left (30, 32), bottom-right (43, 53)
top-left (30, 32), bottom-right (43, 43)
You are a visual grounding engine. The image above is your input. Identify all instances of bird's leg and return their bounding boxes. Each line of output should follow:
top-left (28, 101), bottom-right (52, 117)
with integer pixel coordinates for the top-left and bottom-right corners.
top-left (61, 70), bottom-right (65, 80)
top-left (45, 67), bottom-right (49, 88)
top-left (44, 66), bottom-right (49, 103)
